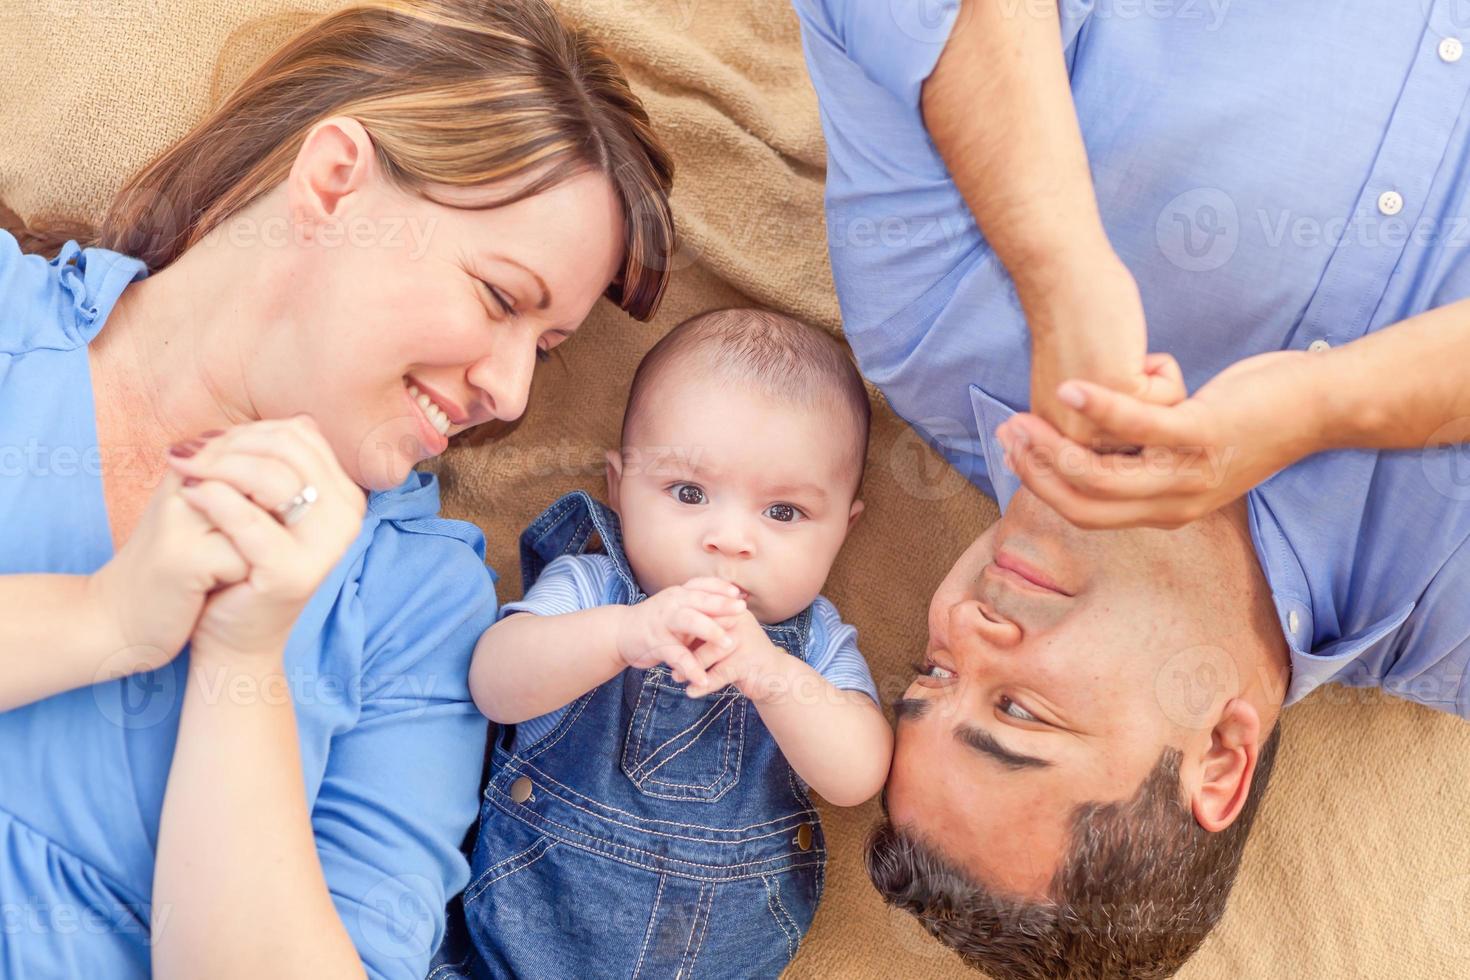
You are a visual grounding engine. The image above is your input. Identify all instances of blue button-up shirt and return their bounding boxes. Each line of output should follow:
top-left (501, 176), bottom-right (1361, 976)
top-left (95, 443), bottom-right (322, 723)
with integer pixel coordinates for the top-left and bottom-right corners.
top-left (0, 232), bottom-right (499, 979)
top-left (793, 0), bottom-right (1470, 717)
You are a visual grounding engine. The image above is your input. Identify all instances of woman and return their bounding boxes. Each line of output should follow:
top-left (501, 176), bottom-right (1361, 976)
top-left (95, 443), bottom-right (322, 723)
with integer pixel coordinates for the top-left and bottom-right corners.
top-left (0, 1), bottom-right (673, 977)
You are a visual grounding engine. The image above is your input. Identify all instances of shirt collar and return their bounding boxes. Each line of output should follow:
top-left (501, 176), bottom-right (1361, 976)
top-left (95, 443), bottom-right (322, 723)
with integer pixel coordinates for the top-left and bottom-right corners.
top-left (966, 383), bottom-right (1023, 513)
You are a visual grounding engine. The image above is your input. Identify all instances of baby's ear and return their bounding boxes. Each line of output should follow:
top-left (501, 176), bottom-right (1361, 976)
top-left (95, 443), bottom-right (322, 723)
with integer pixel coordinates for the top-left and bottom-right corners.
top-left (847, 498), bottom-right (865, 530)
top-left (604, 449), bottom-right (624, 510)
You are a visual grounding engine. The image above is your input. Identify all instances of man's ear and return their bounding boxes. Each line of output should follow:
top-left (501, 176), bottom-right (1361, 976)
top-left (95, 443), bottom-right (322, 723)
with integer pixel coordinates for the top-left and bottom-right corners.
top-left (289, 115), bottom-right (376, 231)
top-left (1190, 697), bottom-right (1263, 833)
top-left (604, 449), bottom-right (624, 511)
top-left (847, 498), bottom-right (865, 531)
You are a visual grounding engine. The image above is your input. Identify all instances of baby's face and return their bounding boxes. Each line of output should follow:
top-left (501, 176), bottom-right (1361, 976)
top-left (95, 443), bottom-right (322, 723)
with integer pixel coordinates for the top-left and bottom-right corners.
top-left (607, 376), bottom-right (863, 624)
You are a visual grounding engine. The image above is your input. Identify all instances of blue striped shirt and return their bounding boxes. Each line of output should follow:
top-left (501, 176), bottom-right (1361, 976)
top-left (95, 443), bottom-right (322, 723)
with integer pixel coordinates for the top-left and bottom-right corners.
top-left (503, 554), bottom-right (880, 747)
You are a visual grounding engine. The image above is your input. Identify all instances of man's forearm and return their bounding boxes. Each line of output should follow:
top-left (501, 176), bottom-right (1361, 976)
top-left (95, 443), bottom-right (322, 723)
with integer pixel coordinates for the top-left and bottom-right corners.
top-left (922, 0), bottom-right (1112, 302)
top-left (1309, 297), bottom-right (1470, 452)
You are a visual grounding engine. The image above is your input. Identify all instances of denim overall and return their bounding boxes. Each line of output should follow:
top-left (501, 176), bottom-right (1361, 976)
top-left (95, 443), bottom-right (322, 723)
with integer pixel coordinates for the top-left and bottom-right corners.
top-left (432, 491), bottom-right (825, 980)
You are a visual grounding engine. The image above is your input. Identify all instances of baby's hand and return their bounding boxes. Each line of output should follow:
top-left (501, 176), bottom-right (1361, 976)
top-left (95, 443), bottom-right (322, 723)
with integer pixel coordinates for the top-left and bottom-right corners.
top-left (617, 578), bottom-right (747, 688)
top-left (685, 610), bottom-right (786, 702)
top-left (89, 447), bottom-right (250, 673)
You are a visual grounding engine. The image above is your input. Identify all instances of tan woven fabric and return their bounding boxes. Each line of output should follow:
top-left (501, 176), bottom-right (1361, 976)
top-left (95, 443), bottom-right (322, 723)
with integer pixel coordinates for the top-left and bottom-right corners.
top-left (3, 1), bottom-right (1467, 976)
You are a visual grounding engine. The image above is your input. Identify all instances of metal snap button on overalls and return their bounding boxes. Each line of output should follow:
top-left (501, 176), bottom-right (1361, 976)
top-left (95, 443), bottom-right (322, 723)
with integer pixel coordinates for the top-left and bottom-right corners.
top-left (795, 823), bottom-right (813, 851)
top-left (510, 776), bottom-right (534, 803)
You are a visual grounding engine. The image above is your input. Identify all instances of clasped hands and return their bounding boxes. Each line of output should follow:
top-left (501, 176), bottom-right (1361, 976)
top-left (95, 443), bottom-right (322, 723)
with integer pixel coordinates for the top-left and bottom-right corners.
top-left (1007, 257), bottom-right (1318, 530)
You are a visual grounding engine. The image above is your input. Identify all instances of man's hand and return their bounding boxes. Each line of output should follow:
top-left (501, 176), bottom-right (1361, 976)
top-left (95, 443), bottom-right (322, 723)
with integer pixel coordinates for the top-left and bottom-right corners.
top-left (1022, 252), bottom-right (1178, 448)
top-left (998, 350), bottom-right (1318, 529)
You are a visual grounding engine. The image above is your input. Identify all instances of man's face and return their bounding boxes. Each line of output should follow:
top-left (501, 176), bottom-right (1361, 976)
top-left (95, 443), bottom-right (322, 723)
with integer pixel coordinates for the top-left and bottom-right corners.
top-left (885, 487), bottom-right (1255, 897)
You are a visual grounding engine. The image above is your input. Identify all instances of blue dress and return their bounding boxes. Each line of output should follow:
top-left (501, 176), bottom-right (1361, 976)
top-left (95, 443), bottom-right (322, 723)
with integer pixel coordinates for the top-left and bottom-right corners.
top-left (0, 231), bottom-right (499, 980)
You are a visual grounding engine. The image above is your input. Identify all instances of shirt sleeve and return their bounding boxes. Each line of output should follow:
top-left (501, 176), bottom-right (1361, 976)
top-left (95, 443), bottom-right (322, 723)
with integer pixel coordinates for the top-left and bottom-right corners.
top-left (0, 230), bottom-right (147, 355)
top-left (497, 553), bottom-right (620, 749)
top-left (805, 598), bottom-right (881, 707)
top-left (311, 524), bottom-right (498, 980)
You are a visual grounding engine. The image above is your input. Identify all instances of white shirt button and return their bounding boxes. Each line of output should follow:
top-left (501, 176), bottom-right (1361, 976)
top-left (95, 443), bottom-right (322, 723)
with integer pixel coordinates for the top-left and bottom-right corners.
top-left (1287, 610), bottom-right (1301, 635)
top-left (1440, 37), bottom-right (1464, 63)
top-left (1308, 339), bottom-right (1332, 353)
top-left (1378, 190), bottom-right (1404, 216)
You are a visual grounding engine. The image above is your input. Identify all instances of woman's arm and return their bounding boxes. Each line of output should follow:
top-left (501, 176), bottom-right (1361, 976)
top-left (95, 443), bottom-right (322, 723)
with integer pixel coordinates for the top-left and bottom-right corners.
top-left (0, 575), bottom-right (119, 713)
top-left (995, 297), bottom-right (1470, 529)
top-left (0, 464), bottom-right (246, 714)
top-left (153, 637), bottom-right (366, 980)
top-left (150, 417), bottom-right (371, 980)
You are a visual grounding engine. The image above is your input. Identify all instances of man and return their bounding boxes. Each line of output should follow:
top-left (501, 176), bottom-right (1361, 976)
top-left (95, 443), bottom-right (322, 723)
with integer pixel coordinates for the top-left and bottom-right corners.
top-left (791, 0), bottom-right (1470, 975)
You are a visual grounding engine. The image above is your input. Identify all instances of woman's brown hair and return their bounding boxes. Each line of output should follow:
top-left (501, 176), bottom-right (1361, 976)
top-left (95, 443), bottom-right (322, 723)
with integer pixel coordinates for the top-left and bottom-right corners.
top-left (4, 0), bottom-right (675, 320)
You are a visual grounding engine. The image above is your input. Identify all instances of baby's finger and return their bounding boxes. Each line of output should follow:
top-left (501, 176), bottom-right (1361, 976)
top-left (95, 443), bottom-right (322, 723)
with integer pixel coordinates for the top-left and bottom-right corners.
top-left (679, 577), bottom-right (742, 599)
top-left (677, 589), bottom-right (747, 620)
top-left (177, 479), bottom-right (296, 571)
top-left (663, 647), bottom-right (708, 689)
top-left (670, 607), bottom-right (736, 653)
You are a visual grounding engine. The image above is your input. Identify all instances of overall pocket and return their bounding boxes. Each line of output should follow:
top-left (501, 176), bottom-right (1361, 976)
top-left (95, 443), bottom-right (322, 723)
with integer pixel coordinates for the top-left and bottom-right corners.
top-left (619, 666), bottom-right (748, 802)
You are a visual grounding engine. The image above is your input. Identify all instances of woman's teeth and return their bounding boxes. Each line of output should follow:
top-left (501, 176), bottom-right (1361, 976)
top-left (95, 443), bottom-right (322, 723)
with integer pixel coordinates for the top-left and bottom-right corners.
top-left (406, 382), bottom-right (451, 437)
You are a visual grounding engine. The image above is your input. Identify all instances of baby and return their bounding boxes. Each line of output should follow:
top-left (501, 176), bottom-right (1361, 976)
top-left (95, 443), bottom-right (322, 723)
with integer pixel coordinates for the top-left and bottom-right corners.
top-left (437, 309), bottom-right (893, 979)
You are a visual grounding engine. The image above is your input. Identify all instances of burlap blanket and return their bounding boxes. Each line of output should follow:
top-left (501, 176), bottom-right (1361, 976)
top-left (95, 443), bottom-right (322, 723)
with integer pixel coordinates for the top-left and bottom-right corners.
top-left (3, 0), bottom-right (1467, 975)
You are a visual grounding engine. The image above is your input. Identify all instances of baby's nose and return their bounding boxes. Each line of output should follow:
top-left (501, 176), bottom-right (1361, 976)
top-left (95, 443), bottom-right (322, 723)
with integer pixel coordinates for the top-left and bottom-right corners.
top-left (702, 526), bottom-right (754, 559)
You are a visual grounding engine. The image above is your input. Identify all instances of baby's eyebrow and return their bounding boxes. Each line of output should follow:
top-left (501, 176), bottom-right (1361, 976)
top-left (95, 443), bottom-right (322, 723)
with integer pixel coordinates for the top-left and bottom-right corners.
top-left (765, 481), bottom-right (829, 503)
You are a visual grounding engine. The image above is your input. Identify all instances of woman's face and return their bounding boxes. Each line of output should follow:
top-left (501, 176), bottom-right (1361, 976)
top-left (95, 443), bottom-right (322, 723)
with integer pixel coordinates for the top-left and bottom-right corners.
top-left (248, 123), bottom-right (628, 491)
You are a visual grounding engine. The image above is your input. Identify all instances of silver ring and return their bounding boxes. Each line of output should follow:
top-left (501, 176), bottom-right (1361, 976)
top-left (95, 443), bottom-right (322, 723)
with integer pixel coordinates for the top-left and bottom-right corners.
top-left (273, 484), bottom-right (318, 526)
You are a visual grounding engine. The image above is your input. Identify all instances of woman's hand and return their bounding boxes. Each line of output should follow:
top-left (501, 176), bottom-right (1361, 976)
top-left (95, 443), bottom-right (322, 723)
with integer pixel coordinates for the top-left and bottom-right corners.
top-left (163, 416), bottom-right (367, 658)
top-left (89, 461), bottom-right (251, 672)
top-left (998, 350), bottom-right (1320, 529)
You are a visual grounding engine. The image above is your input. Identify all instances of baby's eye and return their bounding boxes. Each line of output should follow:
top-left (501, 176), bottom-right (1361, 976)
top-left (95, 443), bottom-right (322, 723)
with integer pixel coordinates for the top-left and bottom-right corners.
top-left (999, 695), bottom-right (1038, 723)
top-left (764, 503), bottom-right (805, 523)
top-left (670, 483), bottom-right (706, 505)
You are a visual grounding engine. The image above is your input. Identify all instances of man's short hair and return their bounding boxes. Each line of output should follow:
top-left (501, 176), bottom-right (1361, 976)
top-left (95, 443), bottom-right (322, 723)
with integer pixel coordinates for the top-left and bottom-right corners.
top-left (867, 724), bottom-right (1284, 979)
top-left (620, 308), bottom-right (871, 488)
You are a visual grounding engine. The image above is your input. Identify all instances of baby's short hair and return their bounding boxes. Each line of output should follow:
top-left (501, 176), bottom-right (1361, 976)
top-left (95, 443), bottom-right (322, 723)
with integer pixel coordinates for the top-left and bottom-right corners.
top-left (620, 308), bottom-right (871, 491)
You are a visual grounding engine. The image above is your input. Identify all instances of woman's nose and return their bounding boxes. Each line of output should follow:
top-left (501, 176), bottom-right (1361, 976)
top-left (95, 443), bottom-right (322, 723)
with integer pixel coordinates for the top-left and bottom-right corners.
top-left (465, 337), bottom-right (536, 423)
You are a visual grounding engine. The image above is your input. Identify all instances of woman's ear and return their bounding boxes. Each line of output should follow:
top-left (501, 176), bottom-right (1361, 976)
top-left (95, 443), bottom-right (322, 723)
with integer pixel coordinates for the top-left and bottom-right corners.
top-left (847, 498), bottom-right (865, 531)
top-left (1190, 697), bottom-right (1263, 833)
top-left (604, 449), bottom-right (624, 511)
top-left (289, 116), bottom-right (377, 230)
